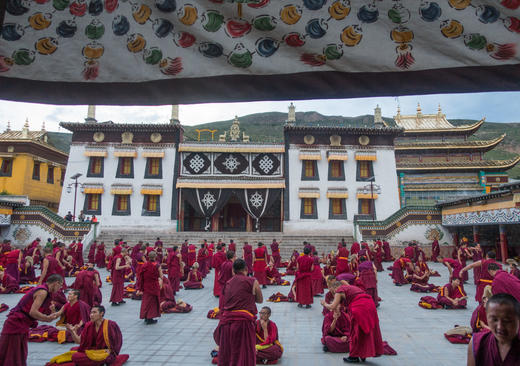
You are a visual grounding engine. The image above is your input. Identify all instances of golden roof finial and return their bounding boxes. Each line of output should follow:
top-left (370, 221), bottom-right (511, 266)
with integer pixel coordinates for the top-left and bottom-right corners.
top-left (41, 121), bottom-right (46, 131)
top-left (24, 117), bottom-right (30, 128)
top-left (417, 103), bottom-right (421, 113)
top-left (6, 121), bottom-right (11, 132)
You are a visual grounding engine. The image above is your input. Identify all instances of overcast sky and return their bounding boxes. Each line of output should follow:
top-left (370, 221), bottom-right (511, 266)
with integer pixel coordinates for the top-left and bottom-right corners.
top-left (0, 91), bottom-right (519, 132)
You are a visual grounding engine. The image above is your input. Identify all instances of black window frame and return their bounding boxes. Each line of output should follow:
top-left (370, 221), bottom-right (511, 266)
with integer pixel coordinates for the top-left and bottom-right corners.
top-left (47, 165), bottom-right (54, 184)
top-left (112, 194), bottom-right (131, 216)
top-left (358, 198), bottom-right (376, 219)
top-left (116, 157), bottom-right (134, 178)
top-left (142, 194), bottom-right (161, 216)
top-left (328, 160), bottom-right (345, 181)
top-left (0, 159), bottom-right (13, 177)
top-left (301, 160), bottom-right (319, 181)
top-left (144, 157), bottom-right (163, 179)
top-left (356, 160), bottom-right (374, 182)
top-left (32, 161), bottom-right (40, 180)
top-left (83, 193), bottom-right (102, 215)
top-left (300, 198), bottom-right (318, 219)
top-left (329, 198), bottom-right (347, 219)
top-left (87, 157), bottom-right (104, 178)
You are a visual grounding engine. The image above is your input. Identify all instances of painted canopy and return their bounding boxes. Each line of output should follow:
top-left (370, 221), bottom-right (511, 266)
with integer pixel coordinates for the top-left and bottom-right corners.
top-left (0, 0), bottom-right (519, 105)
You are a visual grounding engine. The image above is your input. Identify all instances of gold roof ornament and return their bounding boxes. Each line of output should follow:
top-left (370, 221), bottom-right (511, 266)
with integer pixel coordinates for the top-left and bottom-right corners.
top-left (230, 116), bottom-right (241, 141)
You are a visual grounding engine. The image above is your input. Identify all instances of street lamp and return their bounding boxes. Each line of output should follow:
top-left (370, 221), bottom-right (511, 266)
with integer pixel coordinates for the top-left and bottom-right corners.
top-left (67, 173), bottom-right (82, 221)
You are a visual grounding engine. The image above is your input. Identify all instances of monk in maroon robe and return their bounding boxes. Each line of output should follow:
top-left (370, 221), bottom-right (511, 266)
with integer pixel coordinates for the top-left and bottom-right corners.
top-left (253, 243), bottom-right (268, 287)
top-left (19, 257), bottom-right (36, 284)
top-left (70, 268), bottom-right (98, 307)
top-left (488, 263), bottom-right (520, 303)
top-left (350, 242), bottom-right (360, 256)
top-left (52, 289), bottom-right (90, 343)
top-left (167, 246), bottom-right (183, 294)
top-left (391, 257), bottom-right (411, 286)
top-left (431, 239), bottom-right (440, 262)
top-left (94, 242), bottom-right (106, 268)
top-left (322, 306), bottom-right (350, 353)
top-left (470, 287), bottom-right (492, 334)
top-left (4, 248), bottom-right (21, 283)
top-left (410, 266), bottom-right (437, 293)
top-left (87, 241), bottom-right (97, 264)
top-left (218, 251), bottom-right (235, 309)
top-left (242, 242), bottom-right (253, 275)
top-left (460, 251), bottom-right (501, 303)
top-left (311, 254), bottom-right (324, 296)
top-left (295, 247), bottom-right (314, 308)
top-left (0, 274), bottom-right (63, 366)
top-left (285, 251), bottom-right (299, 276)
top-left (213, 259), bottom-right (263, 366)
top-left (359, 258), bottom-right (379, 306)
top-left (39, 247), bottom-right (66, 288)
top-left (256, 306), bottom-right (283, 364)
top-left (335, 244), bottom-right (350, 276)
top-left (187, 243), bottom-right (197, 267)
top-left (212, 246), bottom-right (226, 296)
top-left (373, 241), bottom-right (383, 272)
top-left (110, 247), bottom-right (131, 306)
top-left (322, 282), bottom-right (384, 363)
top-left (467, 294), bottom-right (520, 366)
top-left (138, 251), bottom-right (161, 324)
top-left (437, 277), bottom-right (467, 309)
top-left (184, 263), bottom-right (204, 289)
top-left (404, 243), bottom-right (416, 261)
top-left (382, 240), bottom-right (393, 262)
top-left (0, 267), bottom-right (19, 294)
top-left (159, 276), bottom-right (192, 313)
top-left (270, 240), bottom-right (281, 268)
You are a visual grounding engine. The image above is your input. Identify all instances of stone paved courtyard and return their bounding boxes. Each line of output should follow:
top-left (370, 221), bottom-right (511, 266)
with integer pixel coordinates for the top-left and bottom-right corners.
top-left (0, 262), bottom-right (475, 366)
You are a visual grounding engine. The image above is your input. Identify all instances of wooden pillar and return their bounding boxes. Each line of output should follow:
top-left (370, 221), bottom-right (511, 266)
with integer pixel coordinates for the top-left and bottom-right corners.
top-left (246, 214), bottom-right (252, 232)
top-left (211, 214), bottom-right (219, 232)
top-left (499, 224), bottom-right (508, 262)
top-left (473, 225), bottom-right (479, 244)
top-left (178, 189), bottom-right (184, 232)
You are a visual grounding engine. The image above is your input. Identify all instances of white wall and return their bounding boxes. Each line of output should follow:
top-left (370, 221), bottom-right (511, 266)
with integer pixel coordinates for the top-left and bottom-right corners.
top-left (285, 145), bottom-right (400, 235)
top-left (59, 144), bottom-right (177, 228)
top-left (389, 223), bottom-right (452, 245)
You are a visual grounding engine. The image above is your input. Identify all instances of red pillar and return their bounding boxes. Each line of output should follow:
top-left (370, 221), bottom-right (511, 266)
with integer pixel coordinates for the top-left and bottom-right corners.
top-left (473, 225), bottom-right (480, 244)
top-left (499, 224), bottom-right (508, 262)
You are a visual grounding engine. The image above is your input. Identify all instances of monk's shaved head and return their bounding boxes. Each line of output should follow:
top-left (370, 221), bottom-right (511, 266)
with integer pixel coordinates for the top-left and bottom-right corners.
top-left (233, 259), bottom-right (247, 273)
top-left (487, 294), bottom-right (520, 317)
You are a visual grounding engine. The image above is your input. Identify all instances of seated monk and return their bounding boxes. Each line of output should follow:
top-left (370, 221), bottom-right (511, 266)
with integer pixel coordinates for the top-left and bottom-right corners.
top-left (467, 294), bottom-right (520, 366)
top-left (183, 263), bottom-right (204, 289)
top-left (266, 259), bottom-right (284, 285)
top-left (410, 266), bottom-right (438, 293)
top-left (471, 286), bottom-right (492, 334)
top-left (256, 306), bottom-right (283, 364)
top-left (159, 276), bottom-right (192, 313)
top-left (0, 265), bottom-right (20, 294)
top-left (285, 251), bottom-right (298, 276)
top-left (437, 277), bottom-right (467, 309)
top-left (53, 289), bottom-right (90, 343)
top-left (20, 257), bottom-right (37, 284)
top-left (322, 306), bottom-right (350, 353)
top-left (390, 257), bottom-right (411, 286)
top-left (48, 305), bottom-right (126, 366)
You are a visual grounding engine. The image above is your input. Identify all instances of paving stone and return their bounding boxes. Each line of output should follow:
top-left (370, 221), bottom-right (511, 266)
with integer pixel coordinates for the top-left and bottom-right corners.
top-left (0, 262), bottom-right (474, 365)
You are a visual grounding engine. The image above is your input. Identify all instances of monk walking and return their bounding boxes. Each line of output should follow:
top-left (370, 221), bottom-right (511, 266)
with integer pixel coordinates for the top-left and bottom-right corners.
top-left (270, 239), bottom-right (281, 268)
top-left (138, 251), bottom-right (162, 324)
top-left (110, 247), bottom-right (131, 306)
top-left (0, 274), bottom-right (63, 366)
top-left (213, 259), bottom-right (263, 366)
top-left (295, 247), bottom-right (314, 308)
top-left (243, 242), bottom-right (253, 275)
top-left (253, 242), bottom-right (268, 288)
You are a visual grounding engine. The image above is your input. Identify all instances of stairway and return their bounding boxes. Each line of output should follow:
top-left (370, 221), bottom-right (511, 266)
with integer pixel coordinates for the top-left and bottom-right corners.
top-left (95, 229), bottom-right (354, 259)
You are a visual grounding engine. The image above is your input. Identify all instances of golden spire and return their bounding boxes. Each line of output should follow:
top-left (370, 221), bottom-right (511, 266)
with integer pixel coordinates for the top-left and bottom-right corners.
top-left (416, 103), bottom-right (423, 120)
top-left (6, 121), bottom-right (11, 132)
top-left (22, 118), bottom-right (29, 138)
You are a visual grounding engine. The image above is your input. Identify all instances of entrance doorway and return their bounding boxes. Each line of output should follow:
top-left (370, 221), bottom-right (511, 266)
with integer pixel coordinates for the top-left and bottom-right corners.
top-left (219, 196), bottom-right (247, 231)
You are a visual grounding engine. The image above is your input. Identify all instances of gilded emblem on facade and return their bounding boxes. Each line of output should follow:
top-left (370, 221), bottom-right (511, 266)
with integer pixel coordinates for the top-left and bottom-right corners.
top-left (304, 135), bottom-right (315, 145)
top-left (121, 132), bottom-right (134, 144)
top-left (359, 135), bottom-right (370, 145)
top-left (93, 132), bottom-right (105, 142)
top-left (150, 133), bottom-right (162, 143)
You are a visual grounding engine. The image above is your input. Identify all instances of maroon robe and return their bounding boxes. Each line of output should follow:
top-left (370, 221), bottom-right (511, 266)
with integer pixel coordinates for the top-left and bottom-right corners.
top-left (472, 330), bottom-right (520, 366)
top-left (87, 243), bottom-right (96, 264)
top-left (109, 254), bottom-right (126, 303)
top-left (184, 270), bottom-right (204, 289)
top-left (243, 244), bottom-right (253, 275)
top-left (253, 247), bottom-right (268, 285)
top-left (213, 274), bottom-right (257, 366)
top-left (71, 319), bottom-right (123, 365)
top-left (0, 285), bottom-right (52, 366)
top-left (373, 245), bottom-right (383, 272)
top-left (41, 255), bottom-right (64, 285)
top-left (382, 241), bottom-right (392, 261)
top-left (138, 261), bottom-right (161, 320)
top-left (295, 255), bottom-right (313, 305)
top-left (218, 260), bottom-right (234, 309)
top-left (187, 244), bottom-right (197, 267)
top-left (4, 249), bottom-right (21, 282)
top-left (311, 256), bottom-right (324, 295)
top-left (437, 283), bottom-right (467, 309)
top-left (335, 247), bottom-right (350, 275)
top-left (404, 246), bottom-right (415, 261)
top-left (410, 270), bottom-right (437, 293)
top-left (255, 320), bottom-right (283, 363)
top-left (71, 270), bottom-right (97, 307)
top-left (336, 285), bottom-right (384, 359)
top-left (359, 261), bottom-right (378, 306)
top-left (470, 304), bottom-right (488, 334)
top-left (321, 310), bottom-right (350, 353)
top-left (56, 300), bottom-right (91, 343)
top-left (350, 242), bottom-right (360, 255)
top-left (167, 252), bottom-right (182, 294)
top-left (270, 242), bottom-right (281, 268)
top-left (212, 251), bottom-right (226, 296)
top-left (476, 259), bottom-right (501, 303)
top-left (0, 273), bottom-right (20, 294)
top-left (19, 264), bottom-right (36, 284)
top-left (391, 258), bottom-right (410, 285)
top-left (492, 270), bottom-right (520, 303)
top-left (197, 247), bottom-right (209, 277)
top-left (94, 244), bottom-right (106, 268)
top-left (431, 240), bottom-right (440, 262)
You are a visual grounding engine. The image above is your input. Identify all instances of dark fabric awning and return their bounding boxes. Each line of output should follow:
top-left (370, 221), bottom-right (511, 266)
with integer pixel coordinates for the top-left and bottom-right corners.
top-left (1, 0), bottom-right (519, 105)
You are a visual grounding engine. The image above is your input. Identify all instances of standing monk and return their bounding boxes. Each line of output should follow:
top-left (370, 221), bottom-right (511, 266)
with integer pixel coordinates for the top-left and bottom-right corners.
top-left (335, 243), bottom-right (350, 276)
top-left (253, 243), bottom-right (268, 288)
top-left (212, 245), bottom-right (226, 297)
top-left (138, 251), bottom-right (162, 325)
top-left (243, 242), bottom-right (253, 275)
top-left (295, 247), bottom-right (314, 308)
top-left (270, 239), bottom-right (281, 268)
top-left (322, 281), bottom-right (384, 363)
top-left (110, 247), bottom-right (130, 306)
top-left (87, 241), bottom-right (97, 264)
top-left (187, 242), bottom-right (197, 268)
top-left (382, 240), bottom-right (393, 262)
top-left (0, 274), bottom-right (63, 366)
top-left (213, 259), bottom-right (263, 366)
top-left (39, 247), bottom-right (66, 287)
top-left (167, 246), bottom-right (182, 294)
top-left (94, 242), bottom-right (106, 268)
top-left (197, 244), bottom-right (209, 278)
top-left (218, 251), bottom-right (235, 309)
top-left (460, 251), bottom-right (501, 303)
top-left (431, 239), bottom-right (440, 262)
top-left (488, 263), bottom-right (520, 303)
